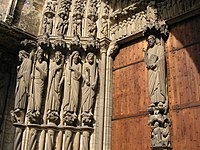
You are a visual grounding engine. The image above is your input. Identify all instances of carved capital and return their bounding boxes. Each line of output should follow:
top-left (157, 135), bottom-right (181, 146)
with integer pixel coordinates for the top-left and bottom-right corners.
top-left (38, 34), bottom-right (50, 48)
top-left (108, 42), bottom-right (119, 58)
top-left (86, 36), bottom-right (100, 53)
top-left (99, 37), bottom-right (111, 54)
top-left (21, 39), bottom-right (38, 51)
top-left (52, 36), bottom-right (67, 49)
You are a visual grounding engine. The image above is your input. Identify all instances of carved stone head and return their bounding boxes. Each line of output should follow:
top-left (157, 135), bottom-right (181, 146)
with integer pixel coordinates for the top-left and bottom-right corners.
top-left (54, 51), bottom-right (62, 64)
top-left (36, 48), bottom-right (44, 63)
top-left (154, 121), bottom-right (159, 127)
top-left (86, 52), bottom-right (94, 65)
top-left (147, 35), bottom-right (156, 48)
top-left (18, 50), bottom-right (29, 61)
top-left (72, 51), bottom-right (80, 64)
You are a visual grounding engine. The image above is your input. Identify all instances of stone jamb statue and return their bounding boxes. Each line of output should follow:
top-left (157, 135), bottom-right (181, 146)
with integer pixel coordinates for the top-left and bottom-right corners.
top-left (11, 50), bottom-right (32, 123)
top-left (59, 51), bottom-right (82, 125)
top-left (144, 34), bottom-right (166, 105)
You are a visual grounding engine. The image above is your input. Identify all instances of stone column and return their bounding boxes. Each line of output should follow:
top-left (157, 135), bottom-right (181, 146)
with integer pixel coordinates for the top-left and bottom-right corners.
top-left (95, 37), bottom-right (111, 150)
top-left (103, 42), bottom-right (118, 150)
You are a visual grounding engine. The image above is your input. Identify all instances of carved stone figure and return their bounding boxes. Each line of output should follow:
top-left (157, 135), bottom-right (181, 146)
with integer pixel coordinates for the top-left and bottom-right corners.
top-left (60, 51), bottom-right (82, 124)
top-left (43, 14), bottom-right (53, 35)
top-left (135, 13), bottom-right (140, 31)
top-left (118, 21), bottom-right (123, 39)
top-left (141, 11), bottom-right (147, 29)
top-left (56, 14), bottom-right (69, 36)
top-left (131, 15), bottom-right (136, 34)
top-left (46, 51), bottom-right (63, 123)
top-left (122, 20), bottom-right (127, 37)
top-left (13, 50), bottom-right (32, 122)
top-left (111, 23), bottom-right (118, 40)
top-left (144, 35), bottom-right (166, 104)
top-left (73, 0), bottom-right (84, 36)
top-left (101, 18), bottom-right (108, 37)
top-left (101, 2), bottom-right (109, 37)
top-left (162, 122), bottom-right (170, 147)
top-left (151, 121), bottom-right (162, 147)
top-left (76, 13), bottom-right (82, 36)
top-left (146, 1), bottom-right (157, 22)
top-left (82, 53), bottom-right (98, 114)
top-left (88, 15), bottom-right (97, 37)
top-left (27, 48), bottom-right (47, 122)
top-left (45, 1), bottom-right (56, 12)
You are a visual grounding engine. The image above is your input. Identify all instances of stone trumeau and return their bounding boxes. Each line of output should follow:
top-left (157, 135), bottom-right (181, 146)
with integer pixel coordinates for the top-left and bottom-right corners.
top-left (0, 0), bottom-right (200, 150)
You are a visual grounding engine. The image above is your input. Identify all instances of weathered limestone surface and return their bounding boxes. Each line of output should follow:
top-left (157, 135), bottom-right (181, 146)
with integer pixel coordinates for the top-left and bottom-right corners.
top-left (0, 0), bottom-right (10, 21)
top-left (0, 0), bottom-right (200, 150)
top-left (17, 0), bottom-right (46, 35)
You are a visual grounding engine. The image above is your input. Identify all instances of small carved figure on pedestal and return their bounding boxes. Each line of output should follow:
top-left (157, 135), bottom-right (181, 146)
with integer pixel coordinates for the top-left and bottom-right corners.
top-left (81, 52), bottom-right (98, 126)
top-left (59, 51), bottom-right (82, 125)
top-left (161, 122), bottom-right (171, 147)
top-left (11, 50), bottom-right (32, 123)
top-left (88, 15), bottom-right (97, 37)
top-left (47, 51), bottom-right (64, 124)
top-left (27, 48), bottom-right (47, 124)
top-left (151, 121), bottom-right (162, 147)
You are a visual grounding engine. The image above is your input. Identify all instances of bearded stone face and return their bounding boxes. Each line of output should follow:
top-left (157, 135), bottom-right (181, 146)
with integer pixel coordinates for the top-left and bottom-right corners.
top-left (55, 52), bottom-right (62, 64)
top-left (147, 35), bottom-right (156, 48)
top-left (37, 49), bottom-right (44, 63)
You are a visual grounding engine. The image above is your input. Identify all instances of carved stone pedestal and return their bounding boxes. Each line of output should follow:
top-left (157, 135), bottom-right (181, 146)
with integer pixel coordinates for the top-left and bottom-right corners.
top-left (152, 146), bottom-right (172, 150)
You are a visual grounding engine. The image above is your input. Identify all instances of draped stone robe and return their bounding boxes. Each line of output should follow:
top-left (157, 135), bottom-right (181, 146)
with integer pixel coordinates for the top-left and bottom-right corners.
top-left (81, 59), bottom-right (98, 113)
top-left (144, 44), bottom-right (166, 104)
top-left (29, 60), bottom-right (47, 113)
top-left (47, 60), bottom-right (63, 112)
top-left (15, 58), bottom-right (32, 110)
top-left (63, 59), bottom-right (82, 113)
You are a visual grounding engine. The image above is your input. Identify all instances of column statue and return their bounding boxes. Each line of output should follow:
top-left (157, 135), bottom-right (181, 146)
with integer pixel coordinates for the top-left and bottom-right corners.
top-left (60, 51), bottom-right (82, 125)
top-left (82, 52), bottom-right (98, 113)
top-left (11, 50), bottom-right (32, 123)
top-left (47, 51), bottom-right (64, 123)
top-left (27, 48), bottom-right (47, 123)
top-left (144, 35), bottom-right (166, 105)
